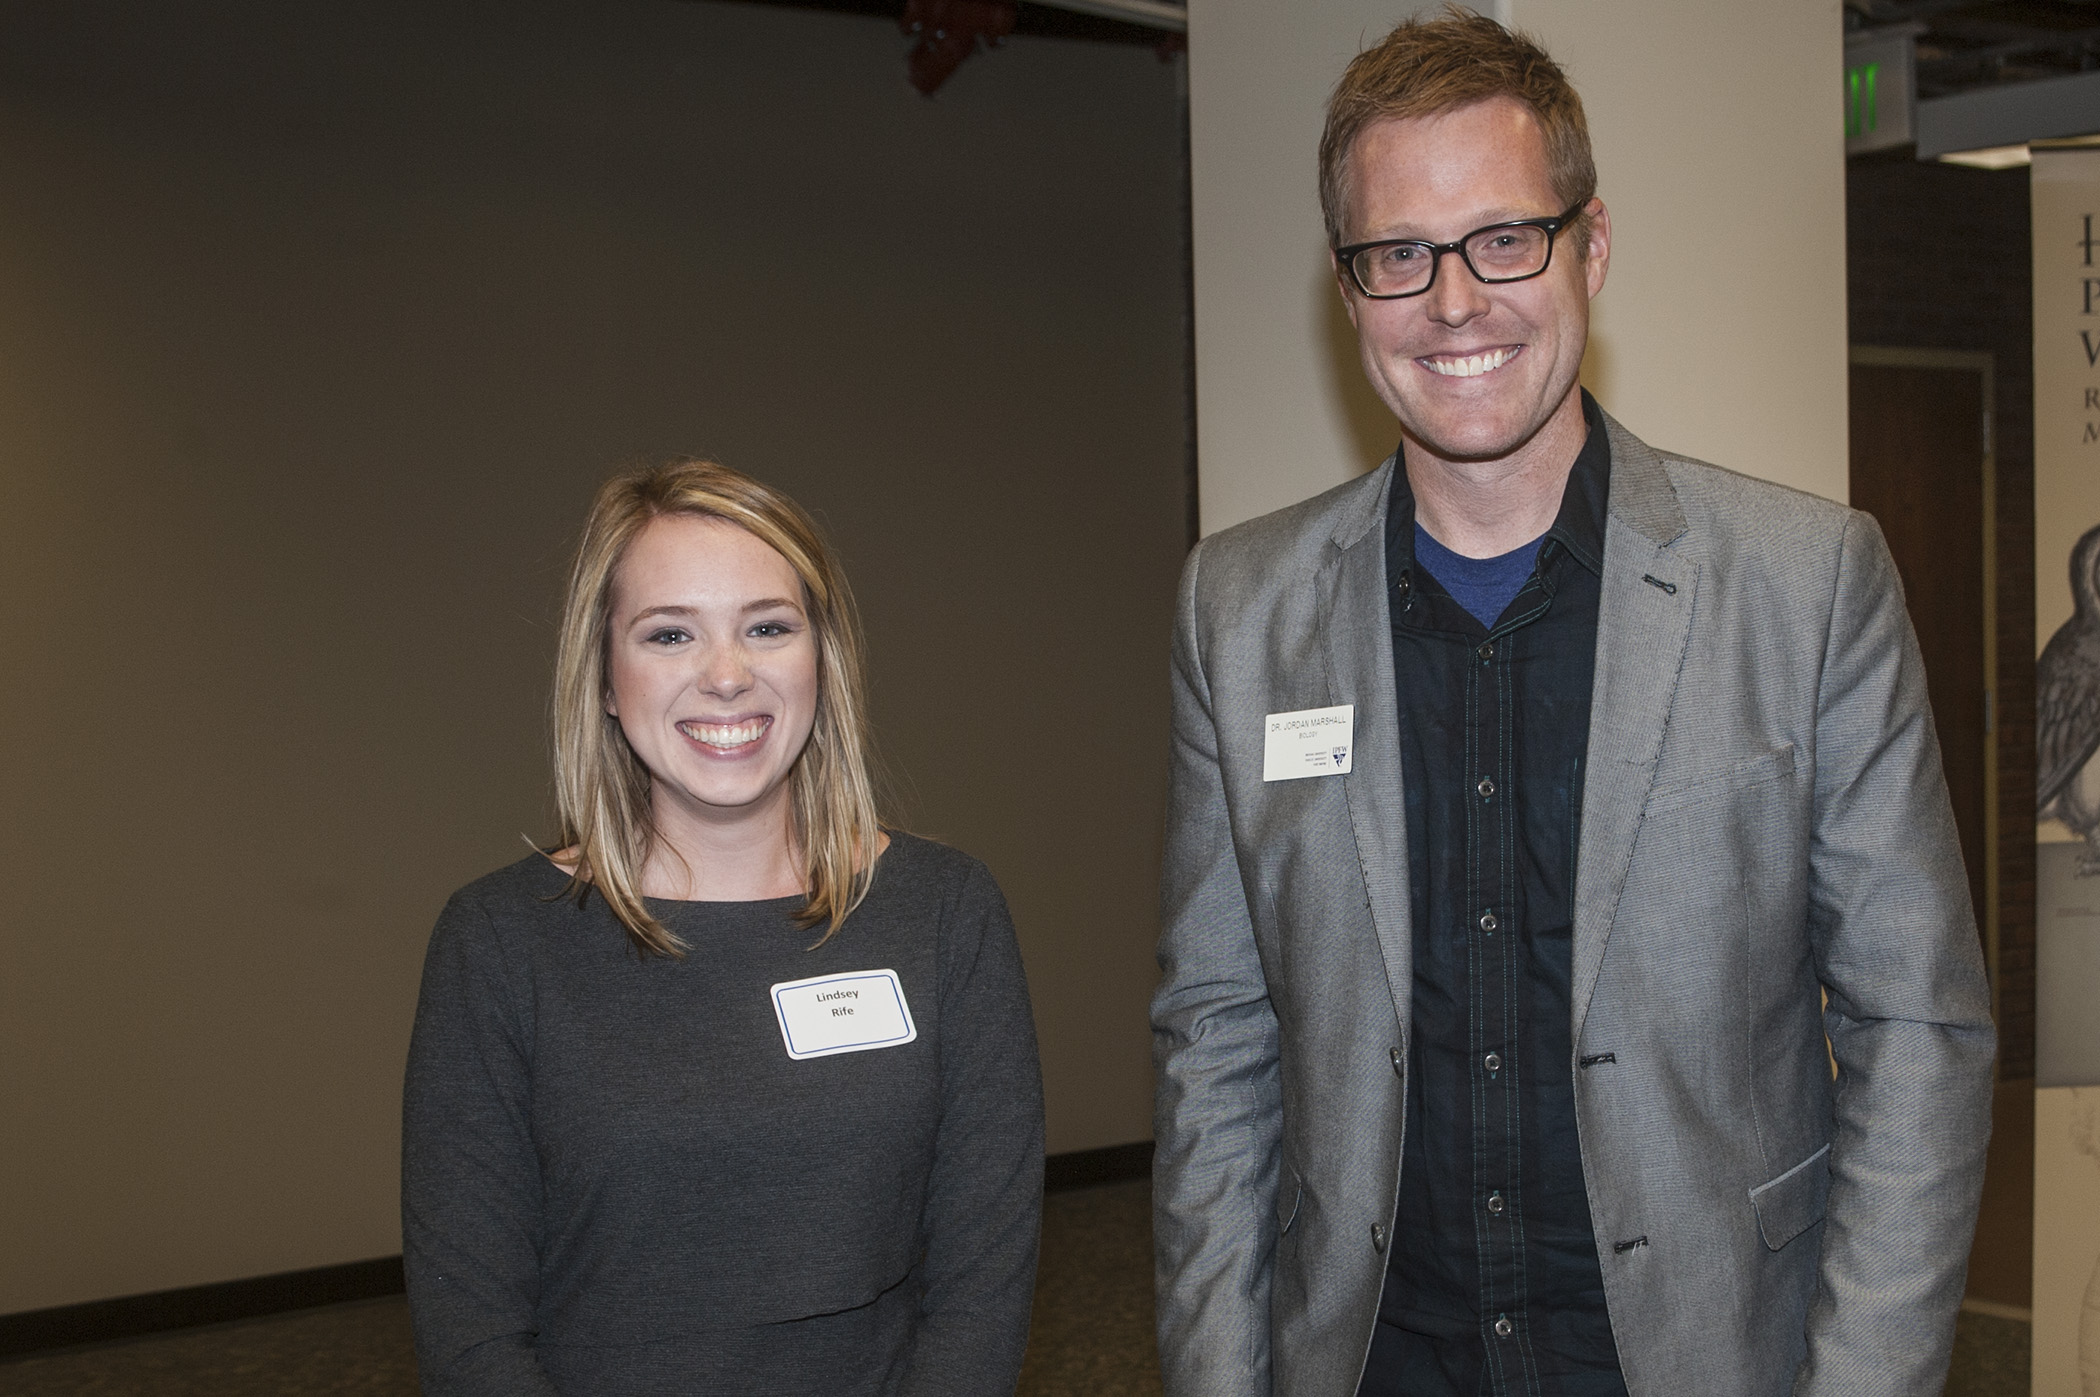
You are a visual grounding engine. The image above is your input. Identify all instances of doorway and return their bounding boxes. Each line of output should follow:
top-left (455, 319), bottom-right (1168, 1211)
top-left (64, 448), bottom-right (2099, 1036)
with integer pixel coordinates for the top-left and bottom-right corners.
top-left (1848, 347), bottom-right (1997, 974)
top-left (1847, 345), bottom-right (2028, 1315)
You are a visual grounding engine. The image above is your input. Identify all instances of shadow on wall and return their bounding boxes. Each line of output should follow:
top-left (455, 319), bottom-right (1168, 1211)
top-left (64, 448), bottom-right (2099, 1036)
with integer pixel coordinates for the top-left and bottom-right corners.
top-left (1315, 263), bottom-right (1403, 473)
top-left (1578, 299), bottom-right (1619, 422)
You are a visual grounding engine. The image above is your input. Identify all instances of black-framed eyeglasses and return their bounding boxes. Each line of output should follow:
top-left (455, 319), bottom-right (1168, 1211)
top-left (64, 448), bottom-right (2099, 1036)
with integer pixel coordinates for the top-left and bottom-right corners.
top-left (1335, 200), bottom-right (1587, 299)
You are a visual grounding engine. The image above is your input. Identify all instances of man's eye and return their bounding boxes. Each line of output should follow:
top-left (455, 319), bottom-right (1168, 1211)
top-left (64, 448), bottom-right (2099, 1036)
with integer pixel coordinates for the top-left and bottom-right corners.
top-left (1383, 245), bottom-right (1422, 264)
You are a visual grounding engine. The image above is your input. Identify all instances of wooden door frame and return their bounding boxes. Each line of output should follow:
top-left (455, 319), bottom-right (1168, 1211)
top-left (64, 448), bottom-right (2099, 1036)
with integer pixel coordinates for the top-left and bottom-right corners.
top-left (1848, 345), bottom-right (2000, 1029)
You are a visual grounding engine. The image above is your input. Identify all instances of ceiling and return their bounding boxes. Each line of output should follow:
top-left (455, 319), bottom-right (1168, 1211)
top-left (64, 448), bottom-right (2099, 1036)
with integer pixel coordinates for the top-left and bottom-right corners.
top-left (711, 0), bottom-right (1175, 46)
top-left (725, 0), bottom-right (2096, 106)
top-left (1846, 0), bottom-right (2100, 98)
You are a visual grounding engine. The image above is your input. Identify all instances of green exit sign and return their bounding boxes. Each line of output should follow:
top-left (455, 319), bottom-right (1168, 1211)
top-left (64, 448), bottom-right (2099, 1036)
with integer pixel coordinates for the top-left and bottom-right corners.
top-left (1846, 61), bottom-right (1883, 139)
top-left (1845, 29), bottom-right (1915, 155)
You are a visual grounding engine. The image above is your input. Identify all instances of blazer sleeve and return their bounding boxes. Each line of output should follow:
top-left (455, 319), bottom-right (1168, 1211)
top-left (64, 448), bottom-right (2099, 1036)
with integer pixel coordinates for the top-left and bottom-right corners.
top-left (899, 859), bottom-right (1045, 1397)
top-left (401, 889), bottom-right (563, 1397)
top-left (1151, 540), bottom-right (1286, 1397)
top-left (1797, 512), bottom-right (1997, 1395)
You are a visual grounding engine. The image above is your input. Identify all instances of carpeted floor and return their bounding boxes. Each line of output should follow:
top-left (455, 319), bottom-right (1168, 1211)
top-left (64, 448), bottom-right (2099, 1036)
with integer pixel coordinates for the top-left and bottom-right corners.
top-left (1943, 1309), bottom-right (2031, 1397)
top-left (1016, 1177), bottom-right (1160, 1395)
top-left (0, 1296), bottom-right (418, 1397)
top-left (0, 1181), bottom-right (2027, 1396)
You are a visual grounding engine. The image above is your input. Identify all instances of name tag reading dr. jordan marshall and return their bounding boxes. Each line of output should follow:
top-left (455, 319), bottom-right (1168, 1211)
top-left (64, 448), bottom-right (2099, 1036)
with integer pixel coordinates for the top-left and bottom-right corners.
top-left (1263, 703), bottom-right (1354, 781)
top-left (770, 969), bottom-right (917, 1060)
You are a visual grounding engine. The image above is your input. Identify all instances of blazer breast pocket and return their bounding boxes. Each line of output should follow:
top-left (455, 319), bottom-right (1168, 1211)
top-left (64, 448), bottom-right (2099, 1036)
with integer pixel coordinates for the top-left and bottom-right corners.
top-left (1644, 742), bottom-right (1797, 818)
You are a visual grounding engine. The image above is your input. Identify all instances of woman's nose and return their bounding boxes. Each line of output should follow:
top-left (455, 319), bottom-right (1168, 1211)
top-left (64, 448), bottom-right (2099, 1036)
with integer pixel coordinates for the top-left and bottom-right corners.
top-left (699, 643), bottom-right (753, 696)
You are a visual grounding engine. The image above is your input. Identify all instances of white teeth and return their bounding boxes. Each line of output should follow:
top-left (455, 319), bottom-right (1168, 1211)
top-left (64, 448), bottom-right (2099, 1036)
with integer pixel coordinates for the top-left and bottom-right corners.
top-left (1426, 347), bottom-right (1513, 378)
top-left (680, 718), bottom-right (768, 749)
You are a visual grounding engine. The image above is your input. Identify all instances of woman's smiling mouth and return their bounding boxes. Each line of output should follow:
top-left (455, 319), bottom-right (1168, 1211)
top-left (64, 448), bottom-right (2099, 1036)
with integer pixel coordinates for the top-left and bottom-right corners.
top-left (677, 716), bottom-right (772, 751)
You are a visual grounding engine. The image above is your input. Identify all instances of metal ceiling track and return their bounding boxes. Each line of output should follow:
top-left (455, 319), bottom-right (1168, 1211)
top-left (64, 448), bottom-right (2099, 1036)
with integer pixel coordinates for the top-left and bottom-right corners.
top-left (1028, 0), bottom-right (1186, 31)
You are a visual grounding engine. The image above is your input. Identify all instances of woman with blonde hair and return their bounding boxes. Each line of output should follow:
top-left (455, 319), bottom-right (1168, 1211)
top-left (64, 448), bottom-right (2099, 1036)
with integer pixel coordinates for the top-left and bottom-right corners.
top-left (401, 459), bottom-right (1044, 1396)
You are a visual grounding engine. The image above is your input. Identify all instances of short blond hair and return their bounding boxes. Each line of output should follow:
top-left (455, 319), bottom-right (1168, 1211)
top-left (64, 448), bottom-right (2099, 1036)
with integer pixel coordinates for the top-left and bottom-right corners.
top-left (550, 459), bottom-right (883, 957)
top-left (1319, 7), bottom-right (1596, 247)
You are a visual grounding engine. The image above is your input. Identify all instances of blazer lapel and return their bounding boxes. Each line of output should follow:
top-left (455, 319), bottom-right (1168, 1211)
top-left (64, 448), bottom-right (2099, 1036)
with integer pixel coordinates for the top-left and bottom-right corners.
top-left (1316, 459), bottom-right (1415, 1028)
top-left (1573, 420), bottom-right (1699, 1036)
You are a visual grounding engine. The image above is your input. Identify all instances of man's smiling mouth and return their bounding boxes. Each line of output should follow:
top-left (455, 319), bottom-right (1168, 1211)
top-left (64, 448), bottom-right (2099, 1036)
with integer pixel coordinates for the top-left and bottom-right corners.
top-left (1421, 346), bottom-right (1519, 378)
top-left (677, 717), bottom-right (771, 750)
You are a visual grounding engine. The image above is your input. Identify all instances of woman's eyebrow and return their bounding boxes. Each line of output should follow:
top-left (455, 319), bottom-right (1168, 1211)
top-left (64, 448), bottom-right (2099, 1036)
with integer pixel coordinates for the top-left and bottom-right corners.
top-left (627, 604), bottom-right (696, 623)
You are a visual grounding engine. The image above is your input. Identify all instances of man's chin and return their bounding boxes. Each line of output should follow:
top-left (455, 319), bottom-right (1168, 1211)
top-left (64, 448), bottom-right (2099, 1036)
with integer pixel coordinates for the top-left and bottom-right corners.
top-left (1398, 418), bottom-right (1540, 467)
top-left (1388, 385), bottom-right (1585, 469)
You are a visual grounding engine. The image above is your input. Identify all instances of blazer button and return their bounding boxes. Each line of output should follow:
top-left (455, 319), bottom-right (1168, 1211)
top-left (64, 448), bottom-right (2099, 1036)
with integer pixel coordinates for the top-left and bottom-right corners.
top-left (1370, 1223), bottom-right (1388, 1253)
top-left (1389, 1045), bottom-right (1404, 1076)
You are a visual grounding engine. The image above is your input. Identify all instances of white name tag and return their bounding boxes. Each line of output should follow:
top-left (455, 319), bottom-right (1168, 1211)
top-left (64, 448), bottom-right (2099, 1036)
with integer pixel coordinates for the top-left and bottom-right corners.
top-left (1263, 704), bottom-right (1354, 781)
top-left (770, 969), bottom-right (917, 1060)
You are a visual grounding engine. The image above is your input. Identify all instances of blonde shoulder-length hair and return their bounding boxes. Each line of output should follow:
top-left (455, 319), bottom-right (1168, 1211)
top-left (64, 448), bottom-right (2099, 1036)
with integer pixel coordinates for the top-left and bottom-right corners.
top-left (550, 459), bottom-right (883, 957)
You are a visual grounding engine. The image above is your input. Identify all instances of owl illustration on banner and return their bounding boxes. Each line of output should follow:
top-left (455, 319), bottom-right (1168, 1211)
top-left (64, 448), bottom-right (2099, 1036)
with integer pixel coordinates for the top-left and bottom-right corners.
top-left (2038, 521), bottom-right (2100, 875)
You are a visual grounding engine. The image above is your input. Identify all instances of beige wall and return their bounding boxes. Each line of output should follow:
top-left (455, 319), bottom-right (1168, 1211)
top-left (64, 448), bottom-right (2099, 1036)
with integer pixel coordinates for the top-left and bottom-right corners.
top-left (1517, 0), bottom-right (1849, 503)
top-left (1188, 0), bottom-right (1851, 533)
top-left (1186, 0), bottom-right (1431, 533)
top-left (0, 1), bottom-right (1184, 1313)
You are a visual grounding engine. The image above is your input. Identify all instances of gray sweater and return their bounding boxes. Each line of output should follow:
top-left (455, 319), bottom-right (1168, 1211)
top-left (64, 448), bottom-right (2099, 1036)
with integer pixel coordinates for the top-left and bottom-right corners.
top-left (402, 833), bottom-right (1044, 1396)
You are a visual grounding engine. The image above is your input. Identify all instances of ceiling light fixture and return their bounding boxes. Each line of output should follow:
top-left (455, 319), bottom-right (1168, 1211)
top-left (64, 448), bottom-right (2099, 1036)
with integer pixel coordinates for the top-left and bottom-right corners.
top-left (1938, 143), bottom-right (2032, 169)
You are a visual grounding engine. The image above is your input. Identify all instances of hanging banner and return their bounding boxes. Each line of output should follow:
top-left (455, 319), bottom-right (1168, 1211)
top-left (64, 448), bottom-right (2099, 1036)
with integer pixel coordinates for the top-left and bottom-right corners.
top-left (2032, 144), bottom-right (2100, 1396)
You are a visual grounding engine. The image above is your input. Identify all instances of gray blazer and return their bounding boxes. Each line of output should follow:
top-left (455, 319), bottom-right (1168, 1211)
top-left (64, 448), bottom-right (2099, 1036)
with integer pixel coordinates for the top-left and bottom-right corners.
top-left (1151, 416), bottom-right (1996, 1397)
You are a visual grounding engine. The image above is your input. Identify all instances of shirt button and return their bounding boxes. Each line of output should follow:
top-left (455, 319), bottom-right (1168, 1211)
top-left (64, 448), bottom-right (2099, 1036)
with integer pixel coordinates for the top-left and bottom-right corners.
top-left (1370, 1223), bottom-right (1388, 1253)
top-left (1477, 642), bottom-right (1495, 662)
top-left (1389, 1045), bottom-right (1404, 1076)
top-left (1487, 1191), bottom-right (1506, 1215)
top-left (1484, 1052), bottom-right (1502, 1072)
top-left (1479, 911), bottom-right (1499, 933)
top-left (1494, 1315), bottom-right (1514, 1338)
top-left (1476, 777), bottom-right (1496, 799)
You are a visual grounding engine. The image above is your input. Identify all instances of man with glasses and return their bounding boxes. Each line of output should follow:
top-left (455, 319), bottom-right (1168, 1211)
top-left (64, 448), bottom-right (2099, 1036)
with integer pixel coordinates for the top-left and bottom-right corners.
top-left (1151, 13), bottom-right (1994, 1397)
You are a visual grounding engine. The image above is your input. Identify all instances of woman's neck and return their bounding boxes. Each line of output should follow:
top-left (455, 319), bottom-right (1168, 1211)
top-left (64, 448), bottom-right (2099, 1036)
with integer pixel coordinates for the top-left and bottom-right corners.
top-left (640, 790), bottom-right (804, 901)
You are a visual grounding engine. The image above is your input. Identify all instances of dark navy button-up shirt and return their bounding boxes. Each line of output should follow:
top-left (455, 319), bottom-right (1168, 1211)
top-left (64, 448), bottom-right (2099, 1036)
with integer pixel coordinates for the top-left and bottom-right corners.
top-left (1360, 393), bottom-right (1629, 1397)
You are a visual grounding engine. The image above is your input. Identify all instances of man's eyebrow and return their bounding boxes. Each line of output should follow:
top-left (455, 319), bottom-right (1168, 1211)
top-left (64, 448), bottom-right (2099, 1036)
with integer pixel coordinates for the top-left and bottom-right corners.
top-left (1358, 209), bottom-right (1541, 240)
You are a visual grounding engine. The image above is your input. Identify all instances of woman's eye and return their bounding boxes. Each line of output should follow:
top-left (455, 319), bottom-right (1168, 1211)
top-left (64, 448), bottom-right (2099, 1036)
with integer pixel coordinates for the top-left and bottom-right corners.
top-left (750, 621), bottom-right (793, 639)
top-left (645, 628), bottom-right (690, 646)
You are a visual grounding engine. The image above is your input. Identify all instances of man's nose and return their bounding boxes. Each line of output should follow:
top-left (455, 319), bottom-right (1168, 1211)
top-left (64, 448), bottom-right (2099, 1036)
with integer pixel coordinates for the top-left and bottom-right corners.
top-left (1424, 251), bottom-right (1491, 327)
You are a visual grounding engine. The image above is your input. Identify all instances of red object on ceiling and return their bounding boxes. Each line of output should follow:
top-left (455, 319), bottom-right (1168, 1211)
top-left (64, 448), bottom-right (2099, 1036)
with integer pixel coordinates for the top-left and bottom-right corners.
top-left (900, 0), bottom-right (1018, 96)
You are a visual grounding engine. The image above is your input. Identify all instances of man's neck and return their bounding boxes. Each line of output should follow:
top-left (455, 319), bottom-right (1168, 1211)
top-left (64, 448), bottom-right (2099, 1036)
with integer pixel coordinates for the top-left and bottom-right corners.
top-left (1405, 391), bottom-right (1588, 559)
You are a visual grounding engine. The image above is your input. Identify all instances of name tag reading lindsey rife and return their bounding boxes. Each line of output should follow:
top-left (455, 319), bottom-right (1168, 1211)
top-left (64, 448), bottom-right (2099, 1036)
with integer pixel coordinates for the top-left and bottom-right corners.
top-left (1263, 704), bottom-right (1354, 781)
top-left (770, 969), bottom-right (917, 1060)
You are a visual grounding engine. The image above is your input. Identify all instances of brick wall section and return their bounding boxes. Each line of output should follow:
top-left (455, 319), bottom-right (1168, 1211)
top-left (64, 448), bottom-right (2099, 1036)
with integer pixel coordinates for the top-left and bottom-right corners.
top-left (1845, 154), bottom-right (2035, 1080)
